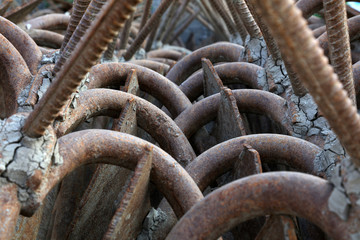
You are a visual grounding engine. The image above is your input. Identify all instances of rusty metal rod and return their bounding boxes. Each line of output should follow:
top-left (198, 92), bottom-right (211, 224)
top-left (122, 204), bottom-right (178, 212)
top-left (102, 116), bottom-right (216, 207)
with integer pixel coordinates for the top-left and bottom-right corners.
top-left (23, 0), bottom-right (143, 138)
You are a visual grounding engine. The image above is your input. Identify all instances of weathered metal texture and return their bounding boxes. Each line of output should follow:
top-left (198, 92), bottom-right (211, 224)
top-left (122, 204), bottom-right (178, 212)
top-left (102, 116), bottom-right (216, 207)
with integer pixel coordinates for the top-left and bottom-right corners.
top-left (166, 42), bottom-right (244, 85)
top-left (147, 57), bottom-right (177, 68)
top-left (0, 0), bottom-right (12, 16)
top-left (23, 0), bottom-right (142, 138)
top-left (103, 146), bottom-right (152, 240)
top-left (157, 0), bottom-right (178, 43)
top-left (202, 58), bottom-right (225, 97)
top-left (167, 9), bottom-right (200, 44)
top-left (117, 12), bottom-right (134, 51)
top-left (25, 64), bottom-right (55, 107)
top-left (283, 60), bottom-right (308, 97)
top-left (0, 16), bottom-right (42, 75)
top-left (199, 0), bottom-right (228, 37)
top-left (166, 172), bottom-right (345, 240)
top-left (54, 0), bottom-right (107, 74)
top-left (122, 68), bottom-right (140, 95)
top-left (318, 15), bottom-right (360, 57)
top-left (209, 0), bottom-right (236, 36)
top-left (27, 29), bottom-right (64, 49)
top-left (60, 0), bottom-right (91, 53)
top-left (216, 88), bottom-right (248, 141)
top-left (225, 0), bottom-right (248, 41)
top-left (162, 0), bottom-right (191, 44)
top-left (129, 59), bottom-right (170, 75)
top-left (353, 61), bottom-right (360, 98)
top-left (0, 34), bottom-right (33, 119)
top-left (25, 13), bottom-right (71, 30)
top-left (231, 145), bottom-right (264, 239)
top-left (233, 144), bottom-right (262, 179)
top-left (186, 134), bottom-right (322, 191)
top-left (249, 0), bottom-right (360, 166)
top-left (323, 0), bottom-right (356, 104)
top-left (179, 62), bottom-right (264, 101)
top-left (4, 0), bottom-right (42, 23)
top-left (86, 63), bottom-right (192, 117)
top-left (233, 0), bottom-right (262, 38)
top-left (37, 130), bottom-right (203, 218)
top-left (139, 0), bottom-right (153, 30)
top-left (56, 89), bottom-right (196, 167)
top-left (175, 89), bottom-right (292, 139)
top-left (123, 0), bottom-right (173, 60)
top-left (0, 183), bottom-right (20, 240)
top-left (255, 215), bottom-right (298, 240)
top-left (295, 0), bottom-right (323, 19)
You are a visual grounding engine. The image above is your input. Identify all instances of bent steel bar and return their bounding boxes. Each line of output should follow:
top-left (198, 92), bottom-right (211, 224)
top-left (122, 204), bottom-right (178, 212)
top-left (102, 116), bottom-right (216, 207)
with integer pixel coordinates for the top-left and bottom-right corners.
top-left (129, 60), bottom-right (170, 75)
top-left (147, 49), bottom-right (184, 61)
top-left (0, 183), bottom-right (20, 240)
top-left (27, 29), bottom-right (64, 49)
top-left (38, 130), bottom-right (203, 218)
top-left (166, 172), bottom-right (346, 240)
top-left (56, 89), bottom-right (196, 166)
top-left (249, 0), bottom-right (360, 166)
top-left (166, 42), bottom-right (244, 85)
top-left (0, 16), bottom-right (42, 75)
top-left (186, 134), bottom-right (322, 191)
top-left (87, 63), bottom-right (192, 117)
top-left (0, 34), bottom-right (33, 118)
top-left (26, 13), bottom-right (71, 30)
top-left (179, 62), bottom-right (264, 101)
top-left (23, 0), bottom-right (142, 138)
top-left (175, 89), bottom-right (291, 138)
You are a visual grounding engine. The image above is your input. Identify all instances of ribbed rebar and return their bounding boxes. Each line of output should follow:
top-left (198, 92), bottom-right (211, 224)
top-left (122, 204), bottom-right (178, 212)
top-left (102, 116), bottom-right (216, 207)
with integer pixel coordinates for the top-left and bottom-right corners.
top-left (118, 12), bottom-right (135, 50)
top-left (199, 0), bottom-right (228, 37)
top-left (23, 0), bottom-right (142, 138)
top-left (139, 0), bottom-right (152, 30)
top-left (209, 0), bottom-right (236, 35)
top-left (250, 0), bottom-right (360, 166)
top-left (323, 0), bottom-right (356, 104)
top-left (225, 0), bottom-right (248, 41)
top-left (157, 1), bottom-right (178, 42)
top-left (54, 0), bottom-right (107, 74)
top-left (60, 0), bottom-right (91, 54)
top-left (233, 0), bottom-right (261, 39)
top-left (168, 9), bottom-right (200, 44)
top-left (123, 0), bottom-right (173, 60)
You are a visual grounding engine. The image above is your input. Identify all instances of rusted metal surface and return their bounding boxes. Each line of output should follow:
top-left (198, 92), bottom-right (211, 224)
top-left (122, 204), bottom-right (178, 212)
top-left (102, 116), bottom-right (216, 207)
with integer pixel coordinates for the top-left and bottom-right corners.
top-left (130, 59), bottom-right (170, 75)
top-left (0, 0), bottom-right (12, 16)
top-left (175, 89), bottom-right (291, 138)
top-left (0, 16), bottom-right (42, 75)
top-left (25, 64), bottom-right (55, 107)
top-left (25, 13), bottom-right (71, 30)
top-left (166, 173), bottom-right (345, 240)
top-left (27, 29), bottom-right (64, 49)
top-left (147, 49), bottom-right (184, 61)
top-left (23, 0), bottom-right (143, 138)
top-left (38, 130), bottom-right (203, 217)
top-left (0, 33), bottom-right (33, 119)
top-left (55, 89), bottom-right (196, 166)
top-left (1, 0), bottom-right (360, 238)
top-left (87, 63), bottom-right (192, 117)
top-left (103, 146), bottom-right (152, 240)
top-left (166, 42), bottom-right (244, 85)
top-left (323, 0), bottom-right (355, 104)
top-left (179, 62), bottom-right (264, 101)
top-left (255, 215), bottom-right (298, 240)
top-left (4, 0), bottom-right (42, 23)
top-left (250, 0), bottom-right (360, 166)
top-left (60, 0), bottom-right (91, 53)
top-left (0, 183), bottom-right (20, 240)
top-left (123, 0), bottom-right (173, 60)
top-left (186, 134), bottom-right (322, 191)
top-left (54, 0), bottom-right (107, 74)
